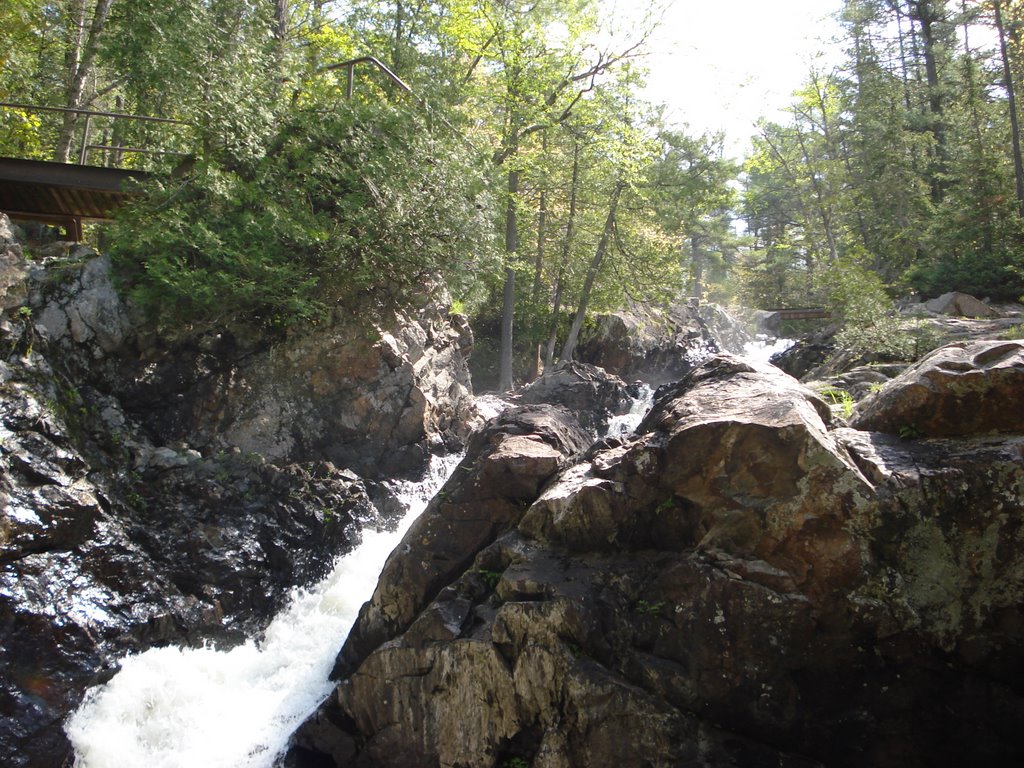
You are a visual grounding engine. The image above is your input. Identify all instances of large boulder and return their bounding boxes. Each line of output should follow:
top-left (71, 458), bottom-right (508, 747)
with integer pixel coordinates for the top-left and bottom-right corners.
top-left (851, 340), bottom-right (1024, 437)
top-left (331, 404), bottom-right (591, 680)
top-left (516, 361), bottom-right (633, 435)
top-left (291, 353), bottom-right (1024, 768)
top-left (924, 291), bottom-right (1000, 318)
top-left (576, 301), bottom-right (720, 384)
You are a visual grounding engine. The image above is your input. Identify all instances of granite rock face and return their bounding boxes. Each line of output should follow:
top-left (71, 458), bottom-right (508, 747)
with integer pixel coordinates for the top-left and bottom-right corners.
top-left (923, 291), bottom-right (1000, 318)
top-left (291, 353), bottom-right (1024, 768)
top-left (515, 361), bottom-right (633, 436)
top-left (117, 298), bottom-right (476, 479)
top-left (0, 310), bottom-right (396, 767)
top-left (576, 301), bottom-right (720, 384)
top-left (850, 340), bottom-right (1024, 437)
top-left (10, 231), bottom-right (476, 480)
top-left (0, 217), bottom-right (477, 767)
top-left (332, 404), bottom-right (592, 681)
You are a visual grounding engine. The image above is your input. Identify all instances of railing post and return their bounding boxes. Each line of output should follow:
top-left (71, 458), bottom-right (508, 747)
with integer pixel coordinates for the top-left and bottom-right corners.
top-left (78, 114), bottom-right (92, 165)
top-left (346, 63), bottom-right (355, 100)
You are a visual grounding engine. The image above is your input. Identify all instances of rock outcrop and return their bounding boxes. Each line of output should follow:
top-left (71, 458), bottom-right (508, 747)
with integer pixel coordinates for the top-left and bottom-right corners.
top-left (0, 217), bottom-right (478, 767)
top-left (851, 340), bottom-right (1024, 437)
top-left (0, 310), bottom-right (397, 767)
top-left (923, 290), bottom-right (1001, 318)
top-left (515, 361), bottom-right (633, 436)
top-left (291, 352), bottom-right (1024, 768)
top-left (18, 233), bottom-right (475, 479)
top-left (576, 301), bottom-right (720, 384)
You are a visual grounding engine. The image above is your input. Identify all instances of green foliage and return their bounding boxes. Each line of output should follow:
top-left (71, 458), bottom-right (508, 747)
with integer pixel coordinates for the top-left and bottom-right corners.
top-left (741, 1), bottom-right (1024, 311)
top-left (827, 262), bottom-right (914, 359)
top-left (477, 569), bottom-right (503, 590)
top-left (111, 101), bottom-right (495, 335)
top-left (1000, 324), bottom-right (1024, 340)
top-left (635, 599), bottom-right (666, 616)
top-left (815, 385), bottom-right (855, 419)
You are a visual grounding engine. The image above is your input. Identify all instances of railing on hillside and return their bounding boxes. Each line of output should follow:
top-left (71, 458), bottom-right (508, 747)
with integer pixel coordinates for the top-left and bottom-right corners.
top-left (318, 56), bottom-right (420, 102)
top-left (0, 101), bottom-right (189, 168)
top-left (310, 56), bottom-right (473, 148)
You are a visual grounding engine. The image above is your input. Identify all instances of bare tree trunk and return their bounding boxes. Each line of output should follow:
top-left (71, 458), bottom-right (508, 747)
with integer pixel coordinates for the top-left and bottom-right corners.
top-left (499, 167), bottom-right (520, 391)
top-left (909, 0), bottom-right (948, 201)
top-left (57, 0), bottom-right (115, 163)
top-left (531, 133), bottom-right (549, 308)
top-left (690, 233), bottom-right (704, 300)
top-left (560, 179), bottom-right (624, 363)
top-left (545, 138), bottom-right (580, 369)
top-left (270, 0), bottom-right (288, 101)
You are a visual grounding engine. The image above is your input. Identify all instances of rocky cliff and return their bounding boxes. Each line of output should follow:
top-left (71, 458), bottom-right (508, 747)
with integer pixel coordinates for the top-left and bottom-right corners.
top-left (291, 342), bottom-right (1024, 768)
top-left (0, 215), bottom-right (478, 767)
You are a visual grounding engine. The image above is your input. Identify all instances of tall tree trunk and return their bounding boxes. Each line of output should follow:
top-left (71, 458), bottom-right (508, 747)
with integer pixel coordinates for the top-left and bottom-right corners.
top-left (531, 133), bottom-right (549, 308)
top-left (499, 167), bottom-right (520, 391)
top-left (894, 2), bottom-right (916, 112)
top-left (690, 233), bottom-right (704, 301)
top-left (910, 0), bottom-right (948, 201)
top-left (545, 138), bottom-right (580, 370)
top-left (393, 0), bottom-right (405, 72)
top-left (560, 179), bottom-right (624, 363)
top-left (995, 0), bottom-right (1024, 219)
top-left (57, 0), bottom-right (115, 163)
top-left (272, 0), bottom-right (288, 98)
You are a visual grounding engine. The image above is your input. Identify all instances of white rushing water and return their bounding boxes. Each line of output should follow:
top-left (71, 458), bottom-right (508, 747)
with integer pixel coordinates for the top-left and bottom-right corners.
top-left (742, 334), bottom-right (796, 364)
top-left (66, 452), bottom-right (464, 768)
top-left (605, 384), bottom-right (655, 438)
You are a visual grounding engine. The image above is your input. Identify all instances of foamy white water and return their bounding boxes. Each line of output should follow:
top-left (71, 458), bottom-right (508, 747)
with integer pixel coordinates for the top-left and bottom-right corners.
top-left (66, 452), bottom-right (464, 768)
top-left (742, 335), bottom-right (795, 364)
top-left (605, 384), bottom-right (655, 438)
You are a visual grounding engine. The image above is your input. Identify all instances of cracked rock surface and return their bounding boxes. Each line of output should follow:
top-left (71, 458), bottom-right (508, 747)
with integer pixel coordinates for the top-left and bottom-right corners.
top-left (291, 353), bottom-right (1024, 768)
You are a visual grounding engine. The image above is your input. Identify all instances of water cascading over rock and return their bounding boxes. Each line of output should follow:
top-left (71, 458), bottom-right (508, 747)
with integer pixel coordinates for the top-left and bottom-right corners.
top-left (0, 215), bottom-right (482, 767)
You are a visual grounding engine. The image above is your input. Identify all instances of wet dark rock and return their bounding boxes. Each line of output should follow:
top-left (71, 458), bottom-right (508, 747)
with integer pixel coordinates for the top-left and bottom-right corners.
top-left (0, 216), bottom-right (466, 767)
top-left (0, 329), bottom-right (392, 765)
top-left (770, 324), bottom-right (841, 379)
top-left (516, 361), bottom-right (631, 435)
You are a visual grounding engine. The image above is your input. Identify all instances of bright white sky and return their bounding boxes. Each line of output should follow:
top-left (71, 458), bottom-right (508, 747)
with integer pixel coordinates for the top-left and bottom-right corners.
top-left (603, 0), bottom-right (847, 157)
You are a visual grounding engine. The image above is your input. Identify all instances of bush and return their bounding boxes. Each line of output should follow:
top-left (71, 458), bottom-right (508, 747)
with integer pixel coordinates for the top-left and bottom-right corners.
top-left (110, 101), bottom-right (496, 336)
top-left (826, 261), bottom-right (915, 359)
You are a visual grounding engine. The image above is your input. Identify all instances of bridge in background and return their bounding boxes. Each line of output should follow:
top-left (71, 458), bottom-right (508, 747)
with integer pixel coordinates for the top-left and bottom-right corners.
top-left (0, 156), bottom-right (147, 241)
top-left (0, 102), bottom-right (191, 239)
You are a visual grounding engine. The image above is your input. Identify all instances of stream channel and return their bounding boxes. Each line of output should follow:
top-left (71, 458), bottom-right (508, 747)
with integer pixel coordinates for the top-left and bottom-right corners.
top-left (64, 338), bottom-right (790, 767)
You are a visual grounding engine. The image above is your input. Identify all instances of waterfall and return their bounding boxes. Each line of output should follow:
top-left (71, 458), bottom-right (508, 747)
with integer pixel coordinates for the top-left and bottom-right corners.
top-left (65, 452), bottom-right (464, 768)
top-left (604, 384), bottom-right (655, 438)
top-left (741, 334), bottom-right (795, 364)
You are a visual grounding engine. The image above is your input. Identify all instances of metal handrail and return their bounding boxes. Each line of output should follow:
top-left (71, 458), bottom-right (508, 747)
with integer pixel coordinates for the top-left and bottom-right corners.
top-left (0, 101), bottom-right (187, 166)
top-left (316, 56), bottom-right (419, 102)
top-left (309, 56), bottom-right (476, 150)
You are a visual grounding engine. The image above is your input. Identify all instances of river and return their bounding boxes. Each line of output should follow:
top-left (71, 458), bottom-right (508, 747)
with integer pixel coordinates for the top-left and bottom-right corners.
top-left (64, 355), bottom-right (780, 767)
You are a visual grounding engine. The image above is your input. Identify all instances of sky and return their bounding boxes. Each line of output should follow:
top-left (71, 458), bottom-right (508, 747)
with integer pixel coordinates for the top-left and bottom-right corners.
top-left (605, 0), bottom-right (847, 157)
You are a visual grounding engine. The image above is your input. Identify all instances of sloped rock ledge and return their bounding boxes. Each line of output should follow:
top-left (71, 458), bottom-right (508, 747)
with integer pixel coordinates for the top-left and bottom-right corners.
top-left (291, 346), bottom-right (1024, 768)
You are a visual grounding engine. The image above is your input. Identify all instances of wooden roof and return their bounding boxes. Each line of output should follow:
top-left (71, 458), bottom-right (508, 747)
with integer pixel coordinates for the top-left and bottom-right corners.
top-left (0, 157), bottom-right (145, 224)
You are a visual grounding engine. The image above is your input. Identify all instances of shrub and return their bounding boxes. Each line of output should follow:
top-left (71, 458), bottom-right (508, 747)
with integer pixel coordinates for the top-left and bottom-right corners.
top-left (826, 261), bottom-right (915, 359)
top-left (110, 101), bottom-right (496, 336)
